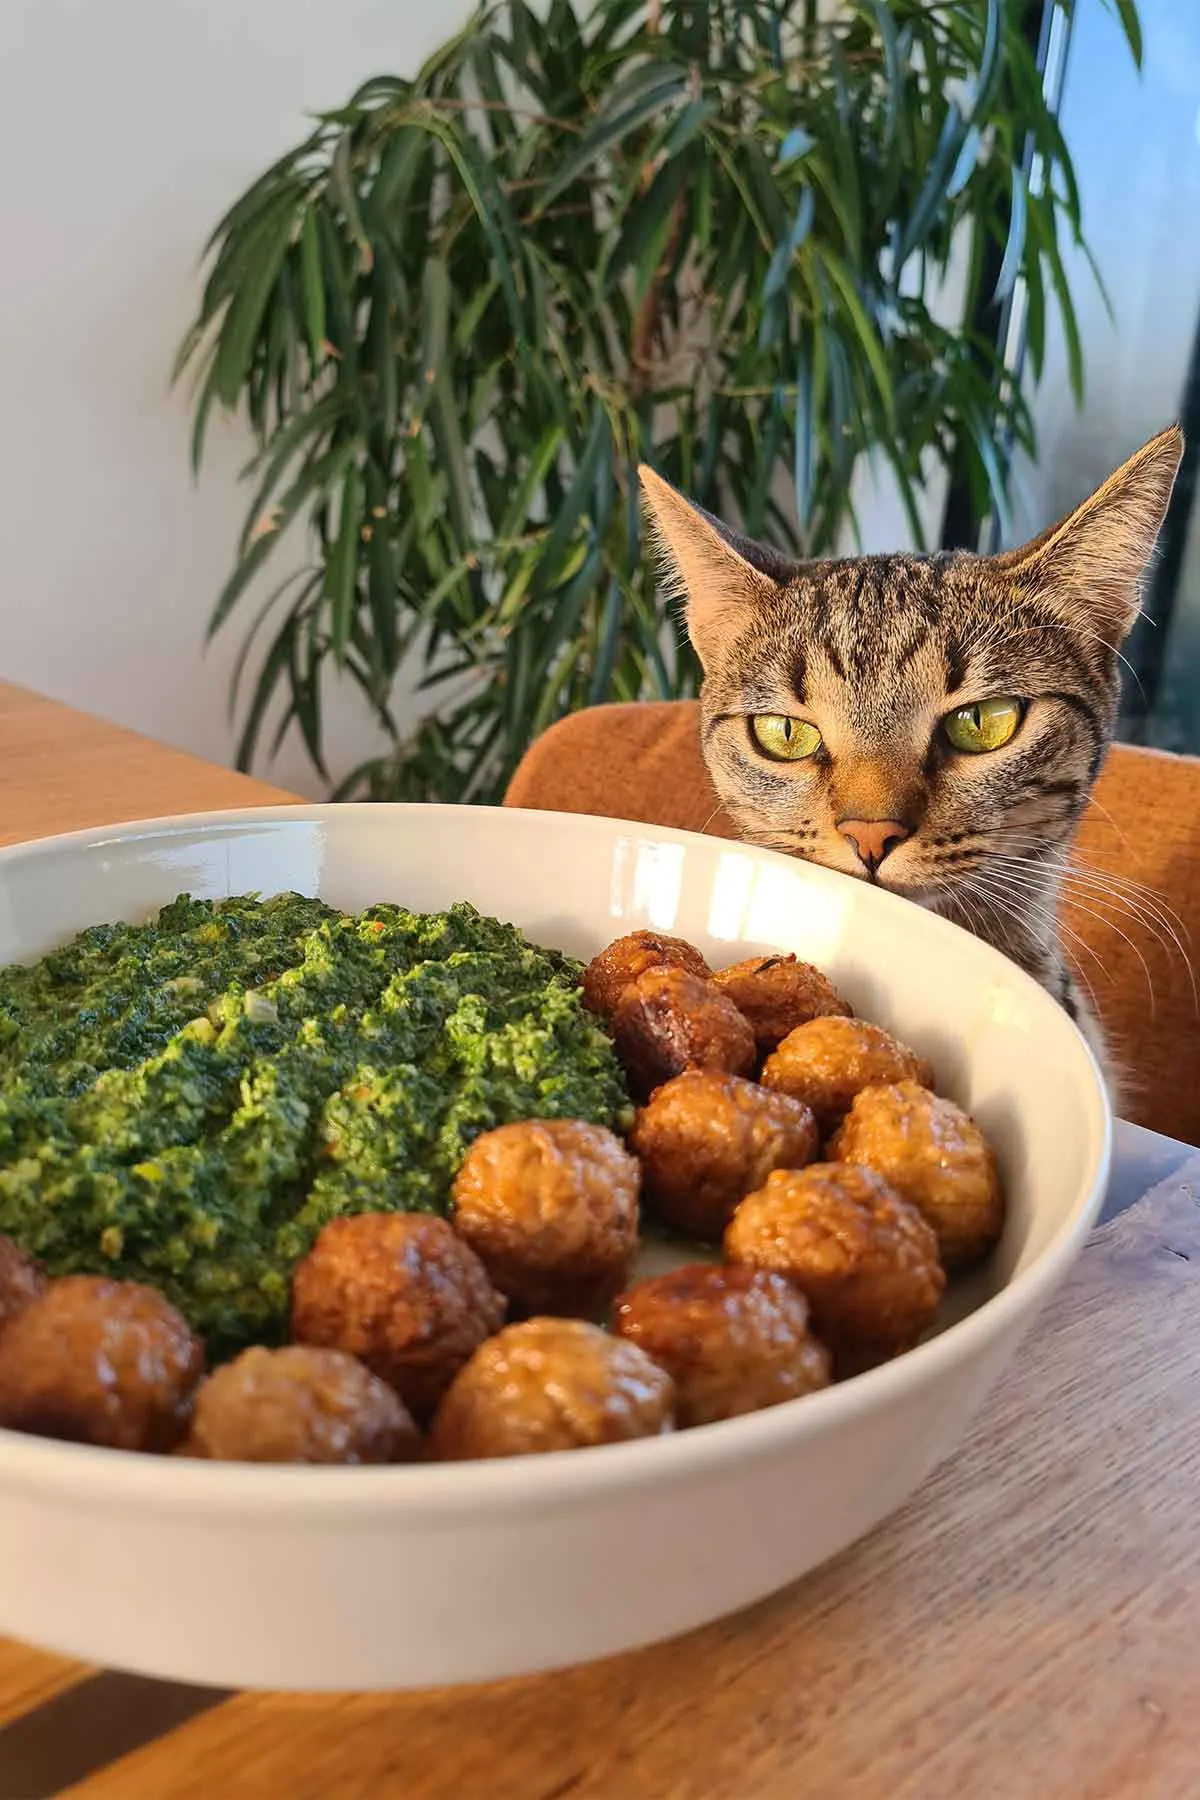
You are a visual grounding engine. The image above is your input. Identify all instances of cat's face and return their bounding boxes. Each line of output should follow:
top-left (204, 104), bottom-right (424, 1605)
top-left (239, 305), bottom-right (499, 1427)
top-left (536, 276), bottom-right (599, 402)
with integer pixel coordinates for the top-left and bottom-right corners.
top-left (639, 430), bottom-right (1182, 920)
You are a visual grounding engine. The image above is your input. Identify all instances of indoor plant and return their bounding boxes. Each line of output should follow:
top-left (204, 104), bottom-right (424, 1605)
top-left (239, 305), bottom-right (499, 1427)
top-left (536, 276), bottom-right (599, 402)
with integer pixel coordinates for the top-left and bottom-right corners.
top-left (179, 0), bottom-right (1141, 802)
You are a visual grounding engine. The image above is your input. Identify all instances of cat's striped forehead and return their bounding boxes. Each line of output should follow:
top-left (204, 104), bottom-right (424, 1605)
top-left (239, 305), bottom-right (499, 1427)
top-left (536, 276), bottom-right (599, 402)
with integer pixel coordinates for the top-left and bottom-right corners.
top-left (709, 552), bottom-right (1087, 726)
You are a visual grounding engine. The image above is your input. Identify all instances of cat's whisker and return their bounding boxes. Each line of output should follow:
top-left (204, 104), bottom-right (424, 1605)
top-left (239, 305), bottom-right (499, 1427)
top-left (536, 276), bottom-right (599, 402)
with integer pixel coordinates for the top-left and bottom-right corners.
top-left (971, 865), bottom-right (1109, 978)
top-left (1047, 614), bottom-right (1147, 696)
top-left (1050, 863), bottom-right (1188, 962)
top-left (1057, 877), bottom-right (1194, 1008)
top-left (983, 857), bottom-right (1160, 1010)
top-left (958, 871), bottom-right (1061, 973)
top-left (1081, 790), bottom-right (1135, 857)
top-left (960, 873), bottom-right (1107, 1020)
top-left (1064, 856), bottom-right (1186, 945)
top-left (987, 828), bottom-right (1191, 949)
top-left (949, 881), bottom-right (1007, 955)
top-left (988, 845), bottom-right (1193, 978)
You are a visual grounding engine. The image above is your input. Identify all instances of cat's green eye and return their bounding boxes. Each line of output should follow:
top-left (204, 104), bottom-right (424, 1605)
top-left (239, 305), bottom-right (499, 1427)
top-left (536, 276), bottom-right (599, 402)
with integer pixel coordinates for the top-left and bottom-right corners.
top-left (942, 696), bottom-right (1023, 754)
top-left (750, 714), bottom-right (823, 762)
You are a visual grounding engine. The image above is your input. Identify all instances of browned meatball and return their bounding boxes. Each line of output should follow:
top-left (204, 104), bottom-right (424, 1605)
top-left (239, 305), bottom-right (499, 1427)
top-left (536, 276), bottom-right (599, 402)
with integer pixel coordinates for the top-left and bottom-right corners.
top-left (614, 1263), bottom-right (831, 1428)
top-left (760, 1016), bottom-right (934, 1131)
top-left (0, 1235), bottom-right (44, 1332)
top-left (583, 929), bottom-right (712, 1020)
top-left (828, 1081), bottom-right (1005, 1269)
top-left (429, 1317), bottom-right (674, 1460)
top-left (610, 967), bottom-right (755, 1100)
top-left (724, 1164), bottom-right (945, 1366)
top-left (0, 1276), bottom-right (203, 1452)
top-left (452, 1120), bottom-right (639, 1319)
top-left (630, 1070), bottom-right (818, 1243)
top-left (181, 1345), bottom-right (420, 1465)
top-left (290, 1213), bottom-right (505, 1421)
top-left (712, 954), bottom-right (851, 1055)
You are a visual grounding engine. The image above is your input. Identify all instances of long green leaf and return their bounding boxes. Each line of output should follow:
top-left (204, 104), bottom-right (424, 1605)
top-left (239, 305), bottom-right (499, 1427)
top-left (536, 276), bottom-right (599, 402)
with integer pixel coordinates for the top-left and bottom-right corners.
top-left (961, 402), bottom-right (1013, 542)
top-left (210, 440), bottom-right (356, 639)
top-left (419, 114), bottom-right (526, 336)
top-left (587, 578), bottom-right (623, 706)
top-left (946, 126), bottom-right (983, 200)
top-left (202, 146), bottom-right (312, 258)
top-left (500, 425), bottom-right (564, 538)
top-left (236, 611), bottom-right (299, 772)
top-left (1043, 229), bottom-right (1085, 404)
top-left (973, 0), bottom-right (1004, 118)
top-left (1108, 0), bottom-right (1143, 70)
top-left (331, 129), bottom-right (370, 262)
top-left (818, 249), bottom-right (895, 424)
top-left (371, 126), bottom-right (428, 218)
top-left (211, 208), bottom-right (297, 408)
top-left (862, 0), bottom-right (901, 150)
top-left (299, 211), bottom-right (326, 362)
top-left (328, 462), bottom-right (364, 665)
top-left (661, 96), bottom-right (719, 157)
top-left (418, 255), bottom-right (449, 408)
top-left (428, 374), bottom-right (475, 545)
top-left (894, 101), bottom-right (965, 268)
top-left (229, 566), bottom-right (320, 716)
top-left (236, 392), bottom-right (348, 558)
top-left (533, 67), bottom-right (688, 213)
top-left (993, 165), bottom-right (1028, 303)
top-left (533, 405), bottom-right (610, 592)
top-left (365, 256), bottom-right (399, 450)
top-left (188, 356), bottom-right (221, 475)
top-left (793, 340), bottom-right (817, 535)
top-left (315, 207), bottom-right (360, 382)
top-left (366, 487), bottom-right (403, 679)
top-left (603, 156), bottom-right (689, 290)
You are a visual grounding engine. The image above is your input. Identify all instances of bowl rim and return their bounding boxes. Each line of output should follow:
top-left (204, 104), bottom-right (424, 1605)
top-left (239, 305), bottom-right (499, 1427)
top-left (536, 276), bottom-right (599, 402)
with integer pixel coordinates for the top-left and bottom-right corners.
top-left (0, 802), bottom-right (1112, 1517)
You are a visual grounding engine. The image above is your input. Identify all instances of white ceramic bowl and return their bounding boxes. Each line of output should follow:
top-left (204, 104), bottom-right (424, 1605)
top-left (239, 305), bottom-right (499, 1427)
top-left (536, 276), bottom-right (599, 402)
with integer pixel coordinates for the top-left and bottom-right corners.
top-left (0, 804), bottom-right (1109, 1691)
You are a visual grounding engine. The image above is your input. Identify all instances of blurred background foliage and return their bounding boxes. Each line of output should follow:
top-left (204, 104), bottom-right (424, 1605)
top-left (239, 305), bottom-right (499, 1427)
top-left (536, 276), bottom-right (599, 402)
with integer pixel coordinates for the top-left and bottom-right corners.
top-left (180, 0), bottom-right (1141, 802)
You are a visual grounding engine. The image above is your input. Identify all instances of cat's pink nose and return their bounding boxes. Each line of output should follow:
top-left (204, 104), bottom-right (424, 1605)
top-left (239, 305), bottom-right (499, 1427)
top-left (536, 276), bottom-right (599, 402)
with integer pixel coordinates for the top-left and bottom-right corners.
top-left (837, 817), bottom-right (912, 872)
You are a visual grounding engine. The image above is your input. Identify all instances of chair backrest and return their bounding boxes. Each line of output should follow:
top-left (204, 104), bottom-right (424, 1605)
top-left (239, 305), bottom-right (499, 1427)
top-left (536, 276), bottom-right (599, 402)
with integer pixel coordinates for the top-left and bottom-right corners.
top-left (506, 700), bottom-right (1200, 1143)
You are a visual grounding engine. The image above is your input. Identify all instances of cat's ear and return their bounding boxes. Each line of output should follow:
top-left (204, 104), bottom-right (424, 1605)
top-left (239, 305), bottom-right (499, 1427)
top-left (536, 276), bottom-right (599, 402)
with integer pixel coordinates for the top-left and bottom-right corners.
top-left (995, 425), bottom-right (1183, 641)
top-left (637, 466), bottom-right (786, 669)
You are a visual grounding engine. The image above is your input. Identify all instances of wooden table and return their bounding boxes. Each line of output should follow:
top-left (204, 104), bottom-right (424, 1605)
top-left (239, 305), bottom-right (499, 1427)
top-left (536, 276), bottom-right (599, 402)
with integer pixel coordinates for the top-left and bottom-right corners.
top-left (0, 681), bottom-right (1196, 1800)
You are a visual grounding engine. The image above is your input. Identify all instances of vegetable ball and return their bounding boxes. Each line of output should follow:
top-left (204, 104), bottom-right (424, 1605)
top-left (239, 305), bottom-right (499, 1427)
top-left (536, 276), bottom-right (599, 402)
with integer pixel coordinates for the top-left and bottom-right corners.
top-left (828, 1081), bottom-right (1005, 1268)
top-left (290, 1213), bottom-right (505, 1421)
top-left (614, 1264), bottom-right (831, 1428)
top-left (180, 1345), bottom-right (420, 1465)
top-left (0, 1276), bottom-right (203, 1452)
top-left (712, 954), bottom-right (851, 1056)
top-left (452, 1119), bottom-right (639, 1319)
top-left (582, 929), bottom-right (711, 1020)
top-left (630, 1070), bottom-right (818, 1242)
top-left (725, 1164), bottom-right (945, 1366)
top-left (760, 1016), bottom-right (934, 1131)
top-left (430, 1317), bottom-right (674, 1460)
top-left (609, 966), bottom-right (755, 1100)
top-left (0, 1234), bottom-right (44, 1332)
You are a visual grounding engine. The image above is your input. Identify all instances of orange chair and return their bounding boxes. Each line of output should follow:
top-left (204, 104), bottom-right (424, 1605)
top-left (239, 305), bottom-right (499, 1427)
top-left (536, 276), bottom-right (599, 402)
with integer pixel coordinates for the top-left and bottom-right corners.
top-left (506, 701), bottom-right (1200, 1145)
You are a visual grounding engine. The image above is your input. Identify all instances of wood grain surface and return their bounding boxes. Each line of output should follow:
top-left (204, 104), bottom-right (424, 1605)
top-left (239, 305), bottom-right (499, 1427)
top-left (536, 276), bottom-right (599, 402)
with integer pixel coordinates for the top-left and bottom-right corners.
top-left (0, 1639), bottom-right (84, 1730)
top-left (0, 682), bottom-right (293, 848)
top-left (0, 686), bottom-right (1195, 1800)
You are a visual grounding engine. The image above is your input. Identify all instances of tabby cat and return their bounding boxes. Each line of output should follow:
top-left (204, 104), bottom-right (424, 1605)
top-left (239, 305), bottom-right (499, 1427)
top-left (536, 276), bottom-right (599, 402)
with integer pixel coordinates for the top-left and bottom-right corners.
top-left (638, 426), bottom-right (1183, 1075)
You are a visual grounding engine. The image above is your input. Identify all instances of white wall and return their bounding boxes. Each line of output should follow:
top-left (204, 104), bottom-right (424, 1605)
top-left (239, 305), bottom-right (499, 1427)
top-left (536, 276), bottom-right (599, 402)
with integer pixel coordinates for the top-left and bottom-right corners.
top-left (0, 0), bottom-right (467, 797)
